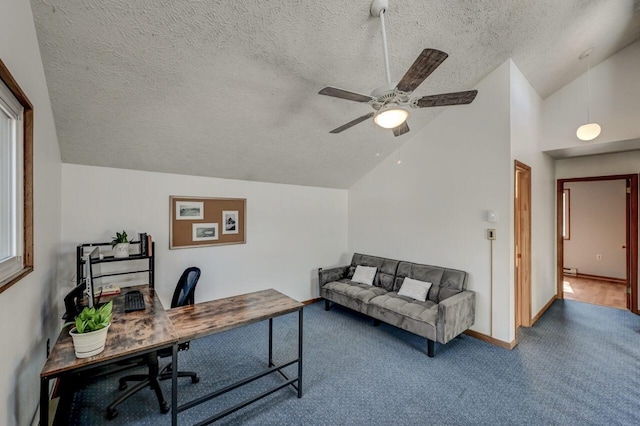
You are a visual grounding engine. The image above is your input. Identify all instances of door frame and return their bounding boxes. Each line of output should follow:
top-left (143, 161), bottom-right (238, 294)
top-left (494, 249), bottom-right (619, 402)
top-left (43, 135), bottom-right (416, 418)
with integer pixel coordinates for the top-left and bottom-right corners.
top-left (556, 174), bottom-right (638, 314)
top-left (515, 161), bottom-right (532, 328)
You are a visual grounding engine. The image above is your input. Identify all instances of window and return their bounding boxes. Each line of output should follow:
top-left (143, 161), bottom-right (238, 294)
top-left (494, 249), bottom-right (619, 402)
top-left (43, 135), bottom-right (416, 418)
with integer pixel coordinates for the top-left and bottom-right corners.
top-left (0, 58), bottom-right (33, 293)
top-left (562, 188), bottom-right (570, 240)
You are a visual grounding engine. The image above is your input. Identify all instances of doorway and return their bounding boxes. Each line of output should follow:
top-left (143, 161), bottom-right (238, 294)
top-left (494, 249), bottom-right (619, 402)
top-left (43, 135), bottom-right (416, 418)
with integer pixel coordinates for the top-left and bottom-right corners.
top-left (556, 175), bottom-right (638, 314)
top-left (515, 161), bottom-right (532, 328)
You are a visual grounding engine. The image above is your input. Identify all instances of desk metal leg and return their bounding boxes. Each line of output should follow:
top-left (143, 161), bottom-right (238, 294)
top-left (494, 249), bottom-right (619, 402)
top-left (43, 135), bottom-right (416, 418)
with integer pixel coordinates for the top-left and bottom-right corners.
top-left (268, 318), bottom-right (274, 367)
top-left (298, 309), bottom-right (303, 398)
top-left (40, 377), bottom-right (49, 426)
top-left (171, 344), bottom-right (178, 426)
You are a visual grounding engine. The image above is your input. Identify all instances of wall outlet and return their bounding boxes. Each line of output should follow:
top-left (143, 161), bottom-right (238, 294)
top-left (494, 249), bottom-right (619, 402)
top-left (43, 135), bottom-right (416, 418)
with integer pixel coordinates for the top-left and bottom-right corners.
top-left (596, 254), bottom-right (602, 261)
top-left (487, 229), bottom-right (496, 240)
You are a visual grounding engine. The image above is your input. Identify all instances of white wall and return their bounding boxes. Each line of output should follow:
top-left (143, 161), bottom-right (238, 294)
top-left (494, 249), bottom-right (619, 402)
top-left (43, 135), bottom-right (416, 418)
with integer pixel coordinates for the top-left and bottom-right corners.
top-left (0, 1), bottom-right (62, 425)
top-left (564, 180), bottom-right (626, 279)
top-left (62, 164), bottom-right (348, 306)
top-left (509, 61), bottom-right (557, 318)
top-left (542, 40), bottom-right (640, 151)
top-left (556, 151), bottom-right (640, 179)
top-left (348, 61), bottom-right (513, 342)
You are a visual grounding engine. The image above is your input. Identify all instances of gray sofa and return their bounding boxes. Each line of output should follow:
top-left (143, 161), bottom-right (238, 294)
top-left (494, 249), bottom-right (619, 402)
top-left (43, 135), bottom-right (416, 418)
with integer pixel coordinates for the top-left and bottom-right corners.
top-left (318, 253), bottom-right (475, 357)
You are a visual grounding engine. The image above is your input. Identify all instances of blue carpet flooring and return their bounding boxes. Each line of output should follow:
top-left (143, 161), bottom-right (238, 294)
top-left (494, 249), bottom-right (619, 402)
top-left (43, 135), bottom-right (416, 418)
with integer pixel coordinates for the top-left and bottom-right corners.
top-left (66, 299), bottom-right (640, 425)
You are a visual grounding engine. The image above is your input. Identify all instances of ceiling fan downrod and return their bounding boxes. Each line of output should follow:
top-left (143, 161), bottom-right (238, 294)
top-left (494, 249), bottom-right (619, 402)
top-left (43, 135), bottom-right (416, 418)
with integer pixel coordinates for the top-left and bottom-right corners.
top-left (371, 0), bottom-right (392, 85)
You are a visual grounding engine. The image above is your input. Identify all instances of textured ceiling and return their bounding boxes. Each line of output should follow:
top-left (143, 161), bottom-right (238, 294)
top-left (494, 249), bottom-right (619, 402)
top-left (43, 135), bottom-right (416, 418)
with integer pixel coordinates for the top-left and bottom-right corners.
top-left (31, 0), bottom-right (640, 188)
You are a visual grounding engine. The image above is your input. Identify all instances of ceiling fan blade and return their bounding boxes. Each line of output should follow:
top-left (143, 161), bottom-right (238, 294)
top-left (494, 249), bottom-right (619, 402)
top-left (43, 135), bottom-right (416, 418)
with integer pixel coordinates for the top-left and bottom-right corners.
top-left (396, 49), bottom-right (449, 93)
top-left (329, 112), bottom-right (374, 134)
top-left (415, 90), bottom-right (478, 108)
top-left (392, 121), bottom-right (410, 137)
top-left (319, 87), bottom-right (374, 103)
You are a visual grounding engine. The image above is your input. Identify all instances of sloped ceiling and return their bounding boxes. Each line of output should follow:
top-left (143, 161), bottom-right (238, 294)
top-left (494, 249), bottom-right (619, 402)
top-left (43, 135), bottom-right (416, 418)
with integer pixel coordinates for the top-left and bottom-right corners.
top-left (31, 0), bottom-right (640, 188)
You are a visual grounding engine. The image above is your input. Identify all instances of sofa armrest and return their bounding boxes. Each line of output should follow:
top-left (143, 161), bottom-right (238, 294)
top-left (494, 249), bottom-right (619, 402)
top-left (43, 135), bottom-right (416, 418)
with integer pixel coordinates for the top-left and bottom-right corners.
top-left (318, 266), bottom-right (349, 293)
top-left (436, 290), bottom-right (475, 344)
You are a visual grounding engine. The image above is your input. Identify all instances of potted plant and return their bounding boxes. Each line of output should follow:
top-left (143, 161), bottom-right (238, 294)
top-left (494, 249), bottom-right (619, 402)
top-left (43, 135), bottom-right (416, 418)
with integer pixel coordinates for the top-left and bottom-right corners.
top-left (68, 301), bottom-right (113, 358)
top-left (111, 230), bottom-right (130, 258)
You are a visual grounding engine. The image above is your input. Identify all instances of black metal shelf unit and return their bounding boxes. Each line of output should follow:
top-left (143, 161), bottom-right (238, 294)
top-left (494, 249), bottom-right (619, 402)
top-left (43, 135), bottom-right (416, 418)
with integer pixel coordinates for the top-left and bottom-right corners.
top-left (76, 241), bottom-right (155, 289)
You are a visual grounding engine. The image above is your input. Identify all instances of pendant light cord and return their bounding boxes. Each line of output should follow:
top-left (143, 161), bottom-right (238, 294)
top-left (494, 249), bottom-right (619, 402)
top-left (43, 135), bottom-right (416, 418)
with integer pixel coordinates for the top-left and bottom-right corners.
top-left (379, 9), bottom-right (392, 85)
top-left (586, 55), bottom-right (591, 122)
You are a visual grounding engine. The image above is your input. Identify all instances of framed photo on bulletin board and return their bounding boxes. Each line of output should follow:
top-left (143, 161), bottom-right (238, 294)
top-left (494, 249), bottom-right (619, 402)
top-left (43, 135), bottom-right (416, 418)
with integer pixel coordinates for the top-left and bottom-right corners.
top-left (170, 196), bottom-right (246, 249)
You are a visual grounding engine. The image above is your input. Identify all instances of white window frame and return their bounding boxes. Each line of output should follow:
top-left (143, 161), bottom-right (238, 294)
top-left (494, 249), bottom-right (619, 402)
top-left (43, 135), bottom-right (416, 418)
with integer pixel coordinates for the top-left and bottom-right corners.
top-left (0, 79), bottom-right (24, 281)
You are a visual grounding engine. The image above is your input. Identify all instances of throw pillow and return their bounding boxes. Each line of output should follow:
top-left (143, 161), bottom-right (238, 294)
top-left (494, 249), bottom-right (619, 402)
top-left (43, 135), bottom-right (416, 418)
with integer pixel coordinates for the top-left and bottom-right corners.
top-left (397, 277), bottom-right (432, 301)
top-left (351, 265), bottom-right (377, 286)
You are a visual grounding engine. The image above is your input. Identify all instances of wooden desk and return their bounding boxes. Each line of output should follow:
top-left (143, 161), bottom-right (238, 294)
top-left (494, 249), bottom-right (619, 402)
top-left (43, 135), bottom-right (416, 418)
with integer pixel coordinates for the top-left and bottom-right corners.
top-left (167, 289), bottom-right (304, 425)
top-left (40, 285), bottom-right (176, 425)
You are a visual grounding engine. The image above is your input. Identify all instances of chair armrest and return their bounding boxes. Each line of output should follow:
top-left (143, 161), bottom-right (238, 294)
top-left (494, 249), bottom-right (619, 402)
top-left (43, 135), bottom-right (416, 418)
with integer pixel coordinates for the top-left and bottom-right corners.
top-left (436, 290), bottom-right (475, 344)
top-left (318, 266), bottom-right (349, 293)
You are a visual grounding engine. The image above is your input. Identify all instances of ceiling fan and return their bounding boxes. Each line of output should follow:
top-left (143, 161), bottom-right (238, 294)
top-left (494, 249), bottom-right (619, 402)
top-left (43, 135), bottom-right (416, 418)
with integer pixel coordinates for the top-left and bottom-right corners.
top-left (319, 0), bottom-right (478, 137)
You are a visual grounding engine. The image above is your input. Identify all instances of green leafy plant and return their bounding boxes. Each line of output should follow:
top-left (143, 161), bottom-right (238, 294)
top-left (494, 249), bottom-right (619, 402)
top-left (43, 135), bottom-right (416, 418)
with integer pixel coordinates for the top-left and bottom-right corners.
top-left (111, 230), bottom-right (128, 247)
top-left (70, 301), bottom-right (113, 334)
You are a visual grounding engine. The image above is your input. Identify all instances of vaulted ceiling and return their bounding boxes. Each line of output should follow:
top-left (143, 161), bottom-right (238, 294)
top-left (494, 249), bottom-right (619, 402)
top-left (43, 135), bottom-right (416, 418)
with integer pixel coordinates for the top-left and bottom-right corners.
top-left (31, 0), bottom-right (640, 188)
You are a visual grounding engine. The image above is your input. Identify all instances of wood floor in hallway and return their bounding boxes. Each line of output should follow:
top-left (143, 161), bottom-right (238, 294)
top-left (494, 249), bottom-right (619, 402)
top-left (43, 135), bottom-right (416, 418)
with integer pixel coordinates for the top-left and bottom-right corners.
top-left (563, 275), bottom-right (627, 310)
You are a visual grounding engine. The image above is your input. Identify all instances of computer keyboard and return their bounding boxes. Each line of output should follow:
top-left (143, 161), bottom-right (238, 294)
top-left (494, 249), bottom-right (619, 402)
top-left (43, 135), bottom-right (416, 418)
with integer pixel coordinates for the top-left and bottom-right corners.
top-left (124, 290), bottom-right (146, 312)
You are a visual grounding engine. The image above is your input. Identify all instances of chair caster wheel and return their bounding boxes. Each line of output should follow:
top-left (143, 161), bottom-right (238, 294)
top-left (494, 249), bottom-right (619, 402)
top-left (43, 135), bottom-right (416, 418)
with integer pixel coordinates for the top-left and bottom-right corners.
top-left (192, 375), bottom-right (199, 384)
top-left (118, 382), bottom-right (128, 391)
top-left (106, 408), bottom-right (118, 419)
top-left (160, 402), bottom-right (170, 414)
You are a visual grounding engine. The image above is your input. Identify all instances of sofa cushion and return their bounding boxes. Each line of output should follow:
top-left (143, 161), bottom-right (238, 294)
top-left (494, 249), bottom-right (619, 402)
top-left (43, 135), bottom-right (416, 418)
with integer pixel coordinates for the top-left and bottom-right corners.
top-left (368, 292), bottom-right (438, 340)
top-left (348, 253), bottom-right (399, 291)
top-left (369, 293), bottom-right (438, 324)
top-left (394, 262), bottom-right (444, 302)
top-left (394, 262), bottom-right (468, 303)
top-left (323, 279), bottom-right (388, 304)
top-left (438, 269), bottom-right (468, 301)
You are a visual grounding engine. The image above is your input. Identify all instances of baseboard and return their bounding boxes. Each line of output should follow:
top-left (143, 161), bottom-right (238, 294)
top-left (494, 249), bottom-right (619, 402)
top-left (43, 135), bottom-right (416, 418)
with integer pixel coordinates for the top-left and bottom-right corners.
top-left (574, 273), bottom-right (626, 284)
top-left (464, 329), bottom-right (517, 350)
top-left (302, 297), bottom-right (322, 305)
top-left (531, 295), bottom-right (557, 326)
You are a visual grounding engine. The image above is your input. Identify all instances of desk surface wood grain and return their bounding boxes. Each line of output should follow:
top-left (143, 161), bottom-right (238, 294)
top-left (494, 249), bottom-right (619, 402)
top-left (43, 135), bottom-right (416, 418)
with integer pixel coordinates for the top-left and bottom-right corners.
top-left (167, 289), bottom-right (303, 343)
top-left (41, 285), bottom-right (177, 378)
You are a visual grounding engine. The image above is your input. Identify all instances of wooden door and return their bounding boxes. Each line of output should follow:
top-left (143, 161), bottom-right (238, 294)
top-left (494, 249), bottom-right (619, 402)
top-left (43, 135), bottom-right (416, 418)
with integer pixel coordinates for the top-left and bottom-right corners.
top-left (515, 161), bottom-right (532, 328)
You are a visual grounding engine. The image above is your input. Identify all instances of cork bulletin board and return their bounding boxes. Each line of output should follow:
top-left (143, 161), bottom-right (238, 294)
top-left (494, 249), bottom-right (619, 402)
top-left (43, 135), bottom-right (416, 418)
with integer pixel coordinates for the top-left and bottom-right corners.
top-left (170, 196), bottom-right (246, 249)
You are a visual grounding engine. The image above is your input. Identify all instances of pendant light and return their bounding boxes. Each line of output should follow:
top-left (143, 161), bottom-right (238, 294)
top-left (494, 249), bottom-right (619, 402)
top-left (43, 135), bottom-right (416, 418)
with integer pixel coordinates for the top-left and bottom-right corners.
top-left (576, 48), bottom-right (601, 141)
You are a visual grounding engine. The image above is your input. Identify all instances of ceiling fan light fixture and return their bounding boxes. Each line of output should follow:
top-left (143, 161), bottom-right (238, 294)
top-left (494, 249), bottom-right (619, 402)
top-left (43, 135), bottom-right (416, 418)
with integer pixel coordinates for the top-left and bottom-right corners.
top-left (374, 105), bottom-right (409, 129)
top-left (576, 122), bottom-right (601, 141)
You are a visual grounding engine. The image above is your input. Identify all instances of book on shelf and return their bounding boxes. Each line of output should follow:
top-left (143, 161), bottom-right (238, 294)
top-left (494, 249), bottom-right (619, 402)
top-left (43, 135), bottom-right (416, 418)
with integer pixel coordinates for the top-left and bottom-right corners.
top-left (95, 283), bottom-right (121, 296)
top-left (139, 232), bottom-right (148, 256)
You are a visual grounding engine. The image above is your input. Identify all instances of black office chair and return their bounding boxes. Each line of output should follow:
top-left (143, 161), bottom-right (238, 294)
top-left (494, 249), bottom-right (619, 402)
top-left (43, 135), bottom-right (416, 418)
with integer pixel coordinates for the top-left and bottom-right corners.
top-left (106, 267), bottom-right (201, 419)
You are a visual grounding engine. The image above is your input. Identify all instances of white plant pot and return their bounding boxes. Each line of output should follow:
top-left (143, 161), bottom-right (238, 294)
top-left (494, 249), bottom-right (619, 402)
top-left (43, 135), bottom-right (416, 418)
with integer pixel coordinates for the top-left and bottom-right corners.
top-left (69, 323), bottom-right (111, 358)
top-left (113, 242), bottom-right (130, 258)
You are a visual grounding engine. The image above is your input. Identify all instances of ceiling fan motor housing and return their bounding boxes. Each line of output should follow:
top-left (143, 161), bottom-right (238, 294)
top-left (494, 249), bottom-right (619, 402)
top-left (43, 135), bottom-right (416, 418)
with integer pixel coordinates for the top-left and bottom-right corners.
top-left (370, 83), bottom-right (411, 110)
